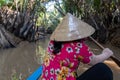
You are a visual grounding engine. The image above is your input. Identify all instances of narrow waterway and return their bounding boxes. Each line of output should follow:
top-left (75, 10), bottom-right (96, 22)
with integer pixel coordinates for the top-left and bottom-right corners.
top-left (0, 41), bottom-right (39, 80)
top-left (0, 35), bottom-right (50, 80)
top-left (0, 36), bottom-right (120, 80)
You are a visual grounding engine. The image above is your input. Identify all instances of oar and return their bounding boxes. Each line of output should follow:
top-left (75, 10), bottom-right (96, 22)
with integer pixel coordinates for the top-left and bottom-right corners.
top-left (89, 36), bottom-right (120, 67)
top-left (27, 66), bottom-right (43, 80)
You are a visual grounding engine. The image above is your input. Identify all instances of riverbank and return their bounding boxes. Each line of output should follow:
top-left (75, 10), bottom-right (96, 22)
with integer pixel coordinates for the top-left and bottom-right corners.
top-left (0, 37), bottom-right (120, 80)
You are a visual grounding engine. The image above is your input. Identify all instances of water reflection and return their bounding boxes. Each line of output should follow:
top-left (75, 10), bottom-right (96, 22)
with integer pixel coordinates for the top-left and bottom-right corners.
top-left (0, 36), bottom-right (120, 80)
top-left (35, 45), bottom-right (46, 64)
top-left (0, 35), bottom-right (50, 80)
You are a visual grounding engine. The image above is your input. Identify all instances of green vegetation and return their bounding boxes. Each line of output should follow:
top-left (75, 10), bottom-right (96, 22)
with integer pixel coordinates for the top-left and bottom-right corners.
top-left (0, 0), bottom-right (12, 7)
top-left (0, 0), bottom-right (120, 48)
top-left (0, 0), bottom-right (119, 79)
top-left (11, 70), bottom-right (19, 80)
top-left (36, 45), bottom-right (46, 64)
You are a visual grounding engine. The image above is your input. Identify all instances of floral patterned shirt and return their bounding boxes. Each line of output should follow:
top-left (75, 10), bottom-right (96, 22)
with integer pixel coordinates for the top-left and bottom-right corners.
top-left (39, 40), bottom-right (93, 80)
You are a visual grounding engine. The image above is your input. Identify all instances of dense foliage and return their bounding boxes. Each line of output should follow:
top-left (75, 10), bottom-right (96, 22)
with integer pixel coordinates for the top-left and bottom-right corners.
top-left (0, 0), bottom-right (120, 48)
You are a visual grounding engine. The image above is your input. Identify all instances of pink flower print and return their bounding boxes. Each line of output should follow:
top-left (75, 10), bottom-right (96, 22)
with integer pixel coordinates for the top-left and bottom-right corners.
top-left (70, 43), bottom-right (74, 46)
top-left (69, 62), bottom-right (74, 68)
top-left (45, 70), bottom-right (48, 77)
top-left (55, 68), bottom-right (60, 75)
top-left (57, 67), bottom-right (68, 79)
top-left (49, 54), bottom-right (55, 61)
top-left (44, 57), bottom-right (50, 67)
top-left (74, 55), bottom-right (77, 58)
top-left (50, 77), bottom-right (54, 80)
top-left (77, 43), bottom-right (82, 48)
top-left (75, 47), bottom-right (80, 54)
top-left (65, 58), bottom-right (70, 64)
top-left (49, 43), bottom-right (54, 51)
top-left (82, 56), bottom-right (91, 64)
top-left (57, 52), bottom-right (61, 55)
top-left (66, 47), bottom-right (73, 53)
top-left (50, 68), bottom-right (54, 75)
top-left (77, 55), bottom-right (84, 61)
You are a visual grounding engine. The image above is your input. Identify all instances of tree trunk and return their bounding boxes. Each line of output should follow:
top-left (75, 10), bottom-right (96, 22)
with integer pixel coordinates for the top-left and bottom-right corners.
top-left (0, 24), bottom-right (21, 48)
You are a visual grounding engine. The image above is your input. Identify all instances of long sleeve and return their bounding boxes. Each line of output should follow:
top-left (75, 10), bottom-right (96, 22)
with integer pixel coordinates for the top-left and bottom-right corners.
top-left (89, 48), bottom-right (113, 65)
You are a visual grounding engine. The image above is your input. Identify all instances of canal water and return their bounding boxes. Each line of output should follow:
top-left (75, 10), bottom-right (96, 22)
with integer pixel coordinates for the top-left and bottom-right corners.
top-left (0, 36), bottom-right (120, 80)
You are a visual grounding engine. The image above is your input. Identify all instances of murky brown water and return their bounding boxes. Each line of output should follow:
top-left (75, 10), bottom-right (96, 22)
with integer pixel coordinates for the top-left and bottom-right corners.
top-left (0, 36), bottom-right (49, 80)
top-left (0, 36), bottom-right (120, 80)
top-left (0, 41), bottom-right (39, 80)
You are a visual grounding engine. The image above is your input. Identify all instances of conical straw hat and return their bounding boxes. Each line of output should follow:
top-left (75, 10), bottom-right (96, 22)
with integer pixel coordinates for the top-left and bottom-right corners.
top-left (50, 13), bottom-right (95, 41)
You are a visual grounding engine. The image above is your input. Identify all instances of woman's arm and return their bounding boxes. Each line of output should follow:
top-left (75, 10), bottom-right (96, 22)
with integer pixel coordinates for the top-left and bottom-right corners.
top-left (89, 48), bottom-right (113, 65)
top-left (80, 43), bottom-right (113, 65)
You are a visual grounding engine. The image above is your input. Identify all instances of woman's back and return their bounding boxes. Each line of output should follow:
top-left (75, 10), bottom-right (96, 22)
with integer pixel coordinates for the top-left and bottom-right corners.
top-left (40, 40), bottom-right (93, 80)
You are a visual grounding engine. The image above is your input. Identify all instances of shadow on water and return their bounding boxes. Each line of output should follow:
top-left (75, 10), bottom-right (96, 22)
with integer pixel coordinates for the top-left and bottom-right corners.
top-left (0, 35), bottom-right (120, 80)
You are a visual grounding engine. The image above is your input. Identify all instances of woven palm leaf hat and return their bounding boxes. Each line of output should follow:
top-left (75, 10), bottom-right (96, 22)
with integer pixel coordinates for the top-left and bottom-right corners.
top-left (50, 13), bottom-right (95, 41)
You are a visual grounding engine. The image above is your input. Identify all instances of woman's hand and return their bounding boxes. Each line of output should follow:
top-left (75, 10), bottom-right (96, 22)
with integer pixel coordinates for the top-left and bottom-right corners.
top-left (89, 48), bottom-right (114, 65)
top-left (102, 48), bottom-right (113, 57)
